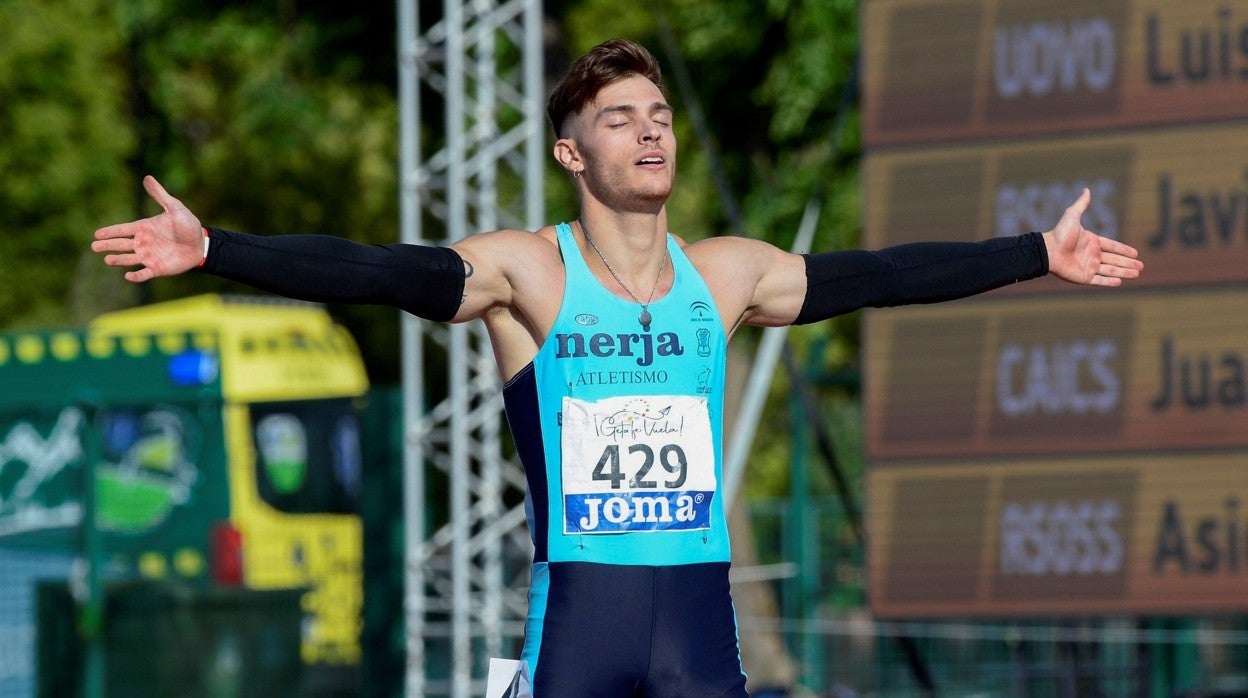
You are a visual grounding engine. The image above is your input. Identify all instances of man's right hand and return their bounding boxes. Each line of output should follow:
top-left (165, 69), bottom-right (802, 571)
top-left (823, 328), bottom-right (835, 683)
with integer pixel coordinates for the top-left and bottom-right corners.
top-left (92, 175), bottom-right (206, 283)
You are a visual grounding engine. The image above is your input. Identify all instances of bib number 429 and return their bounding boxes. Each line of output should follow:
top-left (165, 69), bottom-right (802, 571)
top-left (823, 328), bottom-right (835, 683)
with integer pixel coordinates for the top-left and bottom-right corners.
top-left (592, 443), bottom-right (688, 490)
top-left (561, 394), bottom-right (715, 534)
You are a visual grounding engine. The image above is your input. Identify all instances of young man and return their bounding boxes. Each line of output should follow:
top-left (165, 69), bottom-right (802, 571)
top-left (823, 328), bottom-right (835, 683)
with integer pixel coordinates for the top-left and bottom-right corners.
top-left (93, 38), bottom-right (1141, 697)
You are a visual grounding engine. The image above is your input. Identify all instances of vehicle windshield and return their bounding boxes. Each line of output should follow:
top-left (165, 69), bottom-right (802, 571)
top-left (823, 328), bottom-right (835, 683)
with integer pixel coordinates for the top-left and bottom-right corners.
top-left (250, 398), bottom-right (361, 515)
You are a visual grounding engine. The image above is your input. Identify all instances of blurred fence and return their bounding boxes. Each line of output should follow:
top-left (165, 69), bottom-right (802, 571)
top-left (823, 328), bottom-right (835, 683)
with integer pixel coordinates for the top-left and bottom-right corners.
top-left (0, 552), bottom-right (306, 698)
top-left (35, 581), bottom-right (304, 698)
top-left (6, 403), bottom-right (1248, 697)
top-left (0, 550), bottom-right (74, 698)
top-left (745, 497), bottom-right (1248, 698)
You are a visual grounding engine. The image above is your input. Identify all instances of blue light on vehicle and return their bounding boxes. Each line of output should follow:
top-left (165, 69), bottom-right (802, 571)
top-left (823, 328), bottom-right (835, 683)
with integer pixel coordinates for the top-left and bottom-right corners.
top-left (167, 349), bottom-right (219, 387)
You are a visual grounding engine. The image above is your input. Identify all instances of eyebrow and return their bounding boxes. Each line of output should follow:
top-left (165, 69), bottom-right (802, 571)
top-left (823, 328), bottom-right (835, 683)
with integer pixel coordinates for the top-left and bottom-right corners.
top-left (598, 102), bottom-right (674, 119)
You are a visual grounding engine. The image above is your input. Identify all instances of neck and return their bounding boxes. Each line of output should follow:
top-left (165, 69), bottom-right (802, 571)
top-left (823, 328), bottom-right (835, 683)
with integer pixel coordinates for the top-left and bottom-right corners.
top-left (577, 203), bottom-right (667, 272)
top-left (577, 219), bottom-right (666, 279)
top-left (577, 213), bottom-right (671, 320)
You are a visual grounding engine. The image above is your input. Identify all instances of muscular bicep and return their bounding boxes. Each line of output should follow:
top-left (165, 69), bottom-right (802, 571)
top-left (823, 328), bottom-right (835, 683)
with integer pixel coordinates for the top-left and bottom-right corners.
top-left (689, 237), bottom-right (808, 331)
top-left (447, 234), bottom-right (513, 322)
top-left (744, 247), bottom-right (808, 327)
top-left (449, 229), bottom-right (563, 324)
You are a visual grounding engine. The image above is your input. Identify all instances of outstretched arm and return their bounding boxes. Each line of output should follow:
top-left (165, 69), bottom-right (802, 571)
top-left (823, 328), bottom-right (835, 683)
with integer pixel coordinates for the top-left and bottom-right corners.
top-left (92, 176), bottom-right (468, 322)
top-left (726, 188), bottom-right (1143, 328)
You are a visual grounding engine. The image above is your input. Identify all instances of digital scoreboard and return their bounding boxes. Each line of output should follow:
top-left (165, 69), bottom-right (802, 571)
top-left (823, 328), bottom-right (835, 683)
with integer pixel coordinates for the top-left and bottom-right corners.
top-left (861, 0), bottom-right (1248, 617)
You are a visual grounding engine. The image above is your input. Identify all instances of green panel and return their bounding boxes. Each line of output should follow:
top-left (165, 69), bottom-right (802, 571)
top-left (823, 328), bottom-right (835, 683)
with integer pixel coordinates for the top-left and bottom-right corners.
top-left (0, 330), bottom-right (229, 576)
top-left (359, 386), bottom-right (405, 698)
top-left (0, 330), bottom-right (221, 408)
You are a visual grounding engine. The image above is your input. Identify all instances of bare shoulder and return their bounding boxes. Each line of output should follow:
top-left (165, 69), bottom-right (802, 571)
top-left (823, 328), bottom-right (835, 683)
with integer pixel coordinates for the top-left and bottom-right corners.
top-left (683, 235), bottom-right (791, 277)
top-left (452, 226), bottom-right (562, 275)
top-left (453, 225), bottom-right (559, 255)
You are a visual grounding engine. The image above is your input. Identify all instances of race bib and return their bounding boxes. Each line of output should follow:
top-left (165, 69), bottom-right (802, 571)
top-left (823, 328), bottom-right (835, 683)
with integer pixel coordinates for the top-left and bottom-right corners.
top-left (561, 395), bottom-right (716, 534)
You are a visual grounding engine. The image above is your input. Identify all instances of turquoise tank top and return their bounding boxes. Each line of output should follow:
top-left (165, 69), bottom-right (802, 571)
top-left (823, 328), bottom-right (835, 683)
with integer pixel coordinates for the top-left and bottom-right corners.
top-left (522, 222), bottom-right (732, 565)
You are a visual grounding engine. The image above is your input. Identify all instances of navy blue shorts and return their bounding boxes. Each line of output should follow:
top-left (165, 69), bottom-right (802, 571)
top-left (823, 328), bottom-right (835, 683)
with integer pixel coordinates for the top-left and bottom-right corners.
top-left (530, 561), bottom-right (749, 697)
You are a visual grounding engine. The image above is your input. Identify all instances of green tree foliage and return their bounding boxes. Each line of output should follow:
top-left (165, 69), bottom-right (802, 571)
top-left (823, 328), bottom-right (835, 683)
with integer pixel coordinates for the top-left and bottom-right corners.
top-left (0, 0), bottom-right (136, 328)
top-left (120, 3), bottom-right (404, 378)
top-left (0, 0), bottom-right (405, 376)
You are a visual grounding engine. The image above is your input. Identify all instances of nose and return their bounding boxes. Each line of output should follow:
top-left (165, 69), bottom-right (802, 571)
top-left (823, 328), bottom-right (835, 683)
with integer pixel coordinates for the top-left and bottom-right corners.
top-left (640, 120), bottom-right (662, 143)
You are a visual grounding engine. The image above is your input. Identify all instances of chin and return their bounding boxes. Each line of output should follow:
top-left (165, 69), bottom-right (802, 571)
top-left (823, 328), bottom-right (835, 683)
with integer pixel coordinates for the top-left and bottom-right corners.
top-left (632, 191), bottom-right (672, 213)
top-left (639, 179), bottom-right (674, 202)
top-left (598, 176), bottom-right (674, 211)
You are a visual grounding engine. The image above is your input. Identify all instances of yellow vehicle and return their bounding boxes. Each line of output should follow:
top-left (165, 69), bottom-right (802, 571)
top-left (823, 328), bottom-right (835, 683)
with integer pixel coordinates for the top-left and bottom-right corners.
top-left (0, 294), bottom-right (368, 692)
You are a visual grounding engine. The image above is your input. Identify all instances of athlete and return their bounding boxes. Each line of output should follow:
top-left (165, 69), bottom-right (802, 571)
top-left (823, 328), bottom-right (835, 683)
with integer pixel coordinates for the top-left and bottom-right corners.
top-left (93, 39), bottom-right (1141, 697)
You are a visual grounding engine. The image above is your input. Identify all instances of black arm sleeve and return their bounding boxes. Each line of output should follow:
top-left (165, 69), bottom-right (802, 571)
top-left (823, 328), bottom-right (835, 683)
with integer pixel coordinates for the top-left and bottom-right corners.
top-left (793, 232), bottom-right (1048, 325)
top-left (200, 227), bottom-right (466, 322)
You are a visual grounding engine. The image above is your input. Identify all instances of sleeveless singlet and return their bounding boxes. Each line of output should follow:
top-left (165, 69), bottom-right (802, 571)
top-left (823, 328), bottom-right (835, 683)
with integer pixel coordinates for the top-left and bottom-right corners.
top-left (500, 223), bottom-right (747, 696)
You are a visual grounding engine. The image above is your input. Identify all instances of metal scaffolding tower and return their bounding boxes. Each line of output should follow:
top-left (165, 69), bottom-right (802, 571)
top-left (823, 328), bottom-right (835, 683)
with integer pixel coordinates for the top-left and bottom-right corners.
top-left (396, 1), bottom-right (545, 696)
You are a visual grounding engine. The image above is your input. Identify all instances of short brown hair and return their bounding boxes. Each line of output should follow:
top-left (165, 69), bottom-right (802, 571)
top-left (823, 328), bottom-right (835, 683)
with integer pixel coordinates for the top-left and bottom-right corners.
top-left (546, 39), bottom-right (666, 138)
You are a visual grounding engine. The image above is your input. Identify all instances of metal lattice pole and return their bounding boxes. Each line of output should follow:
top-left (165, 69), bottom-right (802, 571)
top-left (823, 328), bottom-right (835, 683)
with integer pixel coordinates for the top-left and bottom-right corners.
top-left (397, 1), bottom-right (544, 696)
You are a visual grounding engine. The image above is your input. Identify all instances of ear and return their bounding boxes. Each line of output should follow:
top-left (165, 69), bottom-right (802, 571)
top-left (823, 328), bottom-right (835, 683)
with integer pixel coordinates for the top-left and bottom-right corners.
top-left (553, 137), bottom-right (583, 177)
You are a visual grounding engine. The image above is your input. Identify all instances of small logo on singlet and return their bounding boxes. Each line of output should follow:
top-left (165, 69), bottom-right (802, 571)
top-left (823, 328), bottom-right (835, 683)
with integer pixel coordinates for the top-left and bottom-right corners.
top-left (696, 366), bottom-right (713, 395)
top-left (569, 492), bottom-right (713, 533)
top-left (689, 301), bottom-right (714, 322)
top-left (574, 313), bottom-right (599, 326)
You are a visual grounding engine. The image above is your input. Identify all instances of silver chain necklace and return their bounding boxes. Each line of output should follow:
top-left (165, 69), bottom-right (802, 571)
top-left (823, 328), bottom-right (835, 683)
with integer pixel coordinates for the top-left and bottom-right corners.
top-left (581, 221), bottom-right (668, 332)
